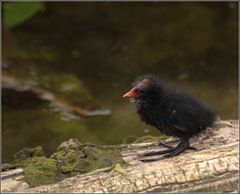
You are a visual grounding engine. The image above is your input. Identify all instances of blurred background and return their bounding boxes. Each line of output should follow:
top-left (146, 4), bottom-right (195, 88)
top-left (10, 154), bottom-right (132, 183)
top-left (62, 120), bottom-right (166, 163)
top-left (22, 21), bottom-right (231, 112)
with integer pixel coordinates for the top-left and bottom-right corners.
top-left (2, 2), bottom-right (238, 162)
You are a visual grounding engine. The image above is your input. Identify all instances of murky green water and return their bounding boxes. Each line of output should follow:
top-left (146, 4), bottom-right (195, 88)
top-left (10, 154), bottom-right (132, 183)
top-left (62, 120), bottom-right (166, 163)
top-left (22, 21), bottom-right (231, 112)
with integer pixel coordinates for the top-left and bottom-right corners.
top-left (2, 2), bottom-right (238, 162)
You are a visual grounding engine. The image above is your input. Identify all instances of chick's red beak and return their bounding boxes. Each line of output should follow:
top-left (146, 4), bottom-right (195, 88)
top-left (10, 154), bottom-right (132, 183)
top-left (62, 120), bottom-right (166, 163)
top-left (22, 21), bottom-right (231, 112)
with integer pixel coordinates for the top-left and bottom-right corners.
top-left (123, 87), bottom-right (138, 98)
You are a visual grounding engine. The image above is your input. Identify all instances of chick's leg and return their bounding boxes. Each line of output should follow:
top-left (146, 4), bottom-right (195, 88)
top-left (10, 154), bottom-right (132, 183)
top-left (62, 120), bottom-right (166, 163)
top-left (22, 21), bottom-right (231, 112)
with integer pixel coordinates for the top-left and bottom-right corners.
top-left (140, 138), bottom-right (197, 162)
top-left (159, 139), bottom-right (181, 149)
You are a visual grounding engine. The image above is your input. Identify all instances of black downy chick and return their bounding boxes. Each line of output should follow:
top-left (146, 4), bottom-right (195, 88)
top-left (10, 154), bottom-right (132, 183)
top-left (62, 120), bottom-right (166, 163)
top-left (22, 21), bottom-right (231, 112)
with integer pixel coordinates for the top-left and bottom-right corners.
top-left (123, 75), bottom-right (216, 159)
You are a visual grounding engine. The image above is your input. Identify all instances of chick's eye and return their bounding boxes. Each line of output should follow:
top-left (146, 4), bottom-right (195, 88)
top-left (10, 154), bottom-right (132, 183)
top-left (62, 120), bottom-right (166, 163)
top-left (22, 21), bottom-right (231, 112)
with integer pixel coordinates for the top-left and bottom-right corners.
top-left (138, 88), bottom-right (146, 95)
top-left (131, 82), bottom-right (139, 88)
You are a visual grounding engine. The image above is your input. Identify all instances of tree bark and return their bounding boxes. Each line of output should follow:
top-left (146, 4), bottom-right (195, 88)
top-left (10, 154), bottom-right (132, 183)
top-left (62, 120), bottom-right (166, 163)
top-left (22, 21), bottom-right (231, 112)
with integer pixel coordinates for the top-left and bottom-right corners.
top-left (1, 120), bottom-right (239, 193)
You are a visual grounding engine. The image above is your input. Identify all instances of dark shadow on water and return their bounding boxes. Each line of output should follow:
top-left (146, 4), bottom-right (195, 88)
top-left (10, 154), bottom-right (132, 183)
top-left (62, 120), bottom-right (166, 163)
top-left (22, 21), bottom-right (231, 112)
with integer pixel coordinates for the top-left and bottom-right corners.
top-left (2, 2), bottom-right (238, 162)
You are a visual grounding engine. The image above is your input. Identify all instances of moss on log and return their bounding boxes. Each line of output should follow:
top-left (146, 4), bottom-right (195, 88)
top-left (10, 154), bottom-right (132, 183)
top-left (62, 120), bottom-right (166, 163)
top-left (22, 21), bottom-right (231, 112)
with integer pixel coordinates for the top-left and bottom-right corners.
top-left (1, 120), bottom-right (239, 193)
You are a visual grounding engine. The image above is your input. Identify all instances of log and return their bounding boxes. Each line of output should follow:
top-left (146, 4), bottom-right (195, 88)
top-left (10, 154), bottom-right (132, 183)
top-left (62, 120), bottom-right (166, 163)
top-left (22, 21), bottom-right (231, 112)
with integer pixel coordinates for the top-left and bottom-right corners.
top-left (1, 120), bottom-right (239, 193)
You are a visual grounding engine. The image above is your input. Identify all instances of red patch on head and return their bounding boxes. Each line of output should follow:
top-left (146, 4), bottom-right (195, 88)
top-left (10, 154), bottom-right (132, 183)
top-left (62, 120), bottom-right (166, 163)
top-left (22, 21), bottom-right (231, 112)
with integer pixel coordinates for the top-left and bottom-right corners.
top-left (140, 78), bottom-right (151, 86)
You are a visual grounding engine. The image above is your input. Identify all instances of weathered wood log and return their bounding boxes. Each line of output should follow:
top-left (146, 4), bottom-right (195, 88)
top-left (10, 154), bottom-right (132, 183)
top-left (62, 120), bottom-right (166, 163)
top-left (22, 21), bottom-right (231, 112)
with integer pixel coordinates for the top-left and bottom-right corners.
top-left (1, 120), bottom-right (239, 193)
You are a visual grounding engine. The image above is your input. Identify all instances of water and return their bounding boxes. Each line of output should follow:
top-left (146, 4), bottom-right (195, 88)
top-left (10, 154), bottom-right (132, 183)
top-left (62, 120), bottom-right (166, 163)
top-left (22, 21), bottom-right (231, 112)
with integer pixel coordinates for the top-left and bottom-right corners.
top-left (2, 2), bottom-right (238, 162)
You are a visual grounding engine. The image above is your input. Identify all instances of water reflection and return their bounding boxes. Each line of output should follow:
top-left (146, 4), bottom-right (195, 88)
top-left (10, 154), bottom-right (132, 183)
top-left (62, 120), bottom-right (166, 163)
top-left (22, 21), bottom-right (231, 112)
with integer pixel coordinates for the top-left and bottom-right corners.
top-left (2, 2), bottom-right (238, 162)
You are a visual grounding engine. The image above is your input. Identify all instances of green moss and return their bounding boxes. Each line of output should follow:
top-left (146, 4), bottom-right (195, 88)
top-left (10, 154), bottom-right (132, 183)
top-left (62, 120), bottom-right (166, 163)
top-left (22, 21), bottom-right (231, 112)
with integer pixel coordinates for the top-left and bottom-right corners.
top-left (51, 145), bottom-right (125, 177)
top-left (51, 149), bottom-right (82, 174)
top-left (122, 136), bottom-right (139, 144)
top-left (113, 163), bottom-right (128, 176)
top-left (7, 141), bottom-right (124, 187)
top-left (24, 157), bottom-right (57, 187)
top-left (13, 146), bottom-right (45, 167)
top-left (122, 135), bottom-right (168, 144)
top-left (83, 146), bottom-right (124, 170)
top-left (133, 135), bottom-right (168, 143)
